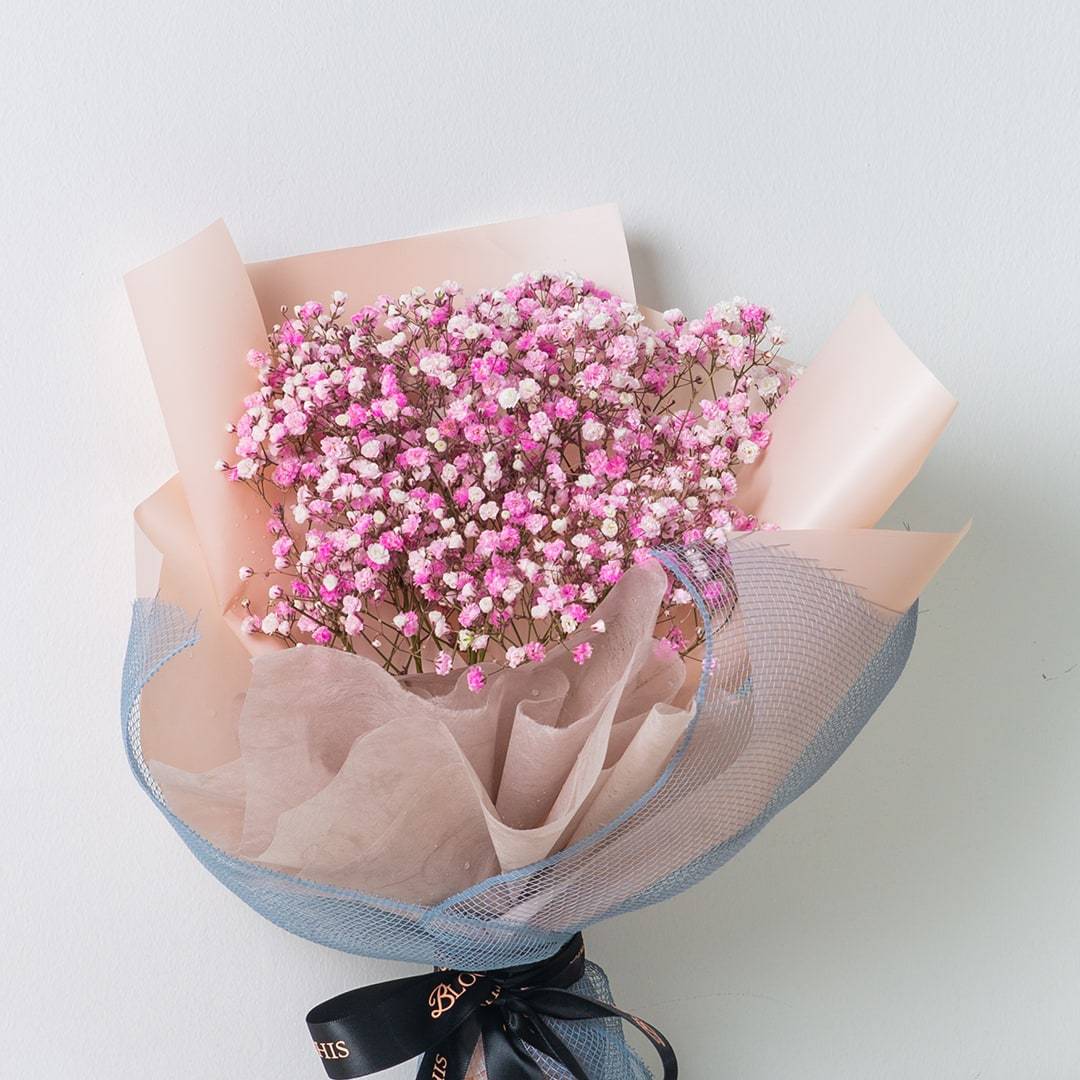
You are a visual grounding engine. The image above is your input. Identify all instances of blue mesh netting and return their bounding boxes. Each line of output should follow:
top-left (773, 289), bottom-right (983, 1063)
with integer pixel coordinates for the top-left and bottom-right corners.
top-left (122, 538), bottom-right (916, 1077)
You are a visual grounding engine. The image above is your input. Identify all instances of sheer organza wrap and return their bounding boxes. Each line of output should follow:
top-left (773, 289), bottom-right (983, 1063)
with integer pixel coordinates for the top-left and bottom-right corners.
top-left (122, 209), bottom-right (964, 1078)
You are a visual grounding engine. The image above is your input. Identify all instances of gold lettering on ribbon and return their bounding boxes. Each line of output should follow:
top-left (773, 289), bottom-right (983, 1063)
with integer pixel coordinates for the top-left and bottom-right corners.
top-left (312, 1040), bottom-right (351, 1060)
top-left (428, 983), bottom-right (461, 1018)
top-left (428, 972), bottom-right (481, 1018)
top-left (430, 1054), bottom-right (449, 1080)
top-left (633, 1016), bottom-right (663, 1044)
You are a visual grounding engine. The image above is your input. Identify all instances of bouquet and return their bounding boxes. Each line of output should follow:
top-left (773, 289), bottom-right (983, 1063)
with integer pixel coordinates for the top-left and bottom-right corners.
top-left (123, 206), bottom-right (964, 1079)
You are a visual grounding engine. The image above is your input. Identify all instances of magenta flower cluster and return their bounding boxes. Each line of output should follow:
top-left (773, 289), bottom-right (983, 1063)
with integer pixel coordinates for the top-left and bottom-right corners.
top-left (224, 275), bottom-right (789, 684)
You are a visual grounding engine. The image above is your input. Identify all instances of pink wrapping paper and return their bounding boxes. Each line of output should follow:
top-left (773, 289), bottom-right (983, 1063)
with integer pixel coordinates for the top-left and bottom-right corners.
top-left (737, 293), bottom-right (956, 530)
top-left (126, 208), bottom-right (964, 904)
top-left (147, 562), bottom-right (693, 901)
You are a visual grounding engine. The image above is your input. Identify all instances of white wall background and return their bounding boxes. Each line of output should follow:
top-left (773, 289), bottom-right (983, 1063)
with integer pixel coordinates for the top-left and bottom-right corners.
top-left (3, 2), bottom-right (1078, 1077)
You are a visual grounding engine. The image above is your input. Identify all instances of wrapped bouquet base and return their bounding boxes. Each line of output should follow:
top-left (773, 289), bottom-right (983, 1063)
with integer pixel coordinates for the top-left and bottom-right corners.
top-left (123, 208), bottom-right (963, 1078)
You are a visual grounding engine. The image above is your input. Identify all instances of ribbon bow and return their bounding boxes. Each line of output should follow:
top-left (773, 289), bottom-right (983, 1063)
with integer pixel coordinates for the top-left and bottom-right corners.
top-left (306, 933), bottom-right (677, 1079)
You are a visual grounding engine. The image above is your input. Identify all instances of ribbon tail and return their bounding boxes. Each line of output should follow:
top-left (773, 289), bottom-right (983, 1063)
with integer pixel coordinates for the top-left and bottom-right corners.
top-left (511, 1003), bottom-right (591, 1080)
top-left (520, 989), bottom-right (679, 1080)
top-left (478, 1008), bottom-right (544, 1080)
top-left (416, 1014), bottom-right (482, 1080)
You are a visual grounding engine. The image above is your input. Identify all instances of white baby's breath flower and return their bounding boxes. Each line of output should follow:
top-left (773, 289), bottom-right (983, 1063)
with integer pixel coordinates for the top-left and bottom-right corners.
top-left (756, 373), bottom-right (780, 399)
top-left (376, 333), bottom-right (405, 357)
top-left (366, 542), bottom-right (391, 566)
top-left (497, 386), bottom-right (520, 410)
top-left (736, 439), bottom-right (760, 464)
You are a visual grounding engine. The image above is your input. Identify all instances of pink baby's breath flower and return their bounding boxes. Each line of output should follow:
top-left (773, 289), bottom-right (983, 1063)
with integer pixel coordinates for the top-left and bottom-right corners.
top-left (466, 666), bottom-right (486, 693)
top-left (280, 320), bottom-right (304, 347)
top-left (283, 410), bottom-right (308, 436)
top-left (227, 273), bottom-right (786, 672)
top-left (739, 305), bottom-right (766, 333)
top-left (572, 642), bottom-right (593, 665)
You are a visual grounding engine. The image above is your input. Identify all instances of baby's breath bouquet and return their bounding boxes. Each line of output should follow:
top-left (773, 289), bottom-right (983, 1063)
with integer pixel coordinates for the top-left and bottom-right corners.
top-left (226, 277), bottom-right (790, 687)
top-left (123, 208), bottom-right (962, 1080)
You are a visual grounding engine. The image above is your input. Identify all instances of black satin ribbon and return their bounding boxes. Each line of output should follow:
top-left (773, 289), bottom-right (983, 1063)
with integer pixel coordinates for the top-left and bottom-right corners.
top-left (306, 933), bottom-right (677, 1079)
